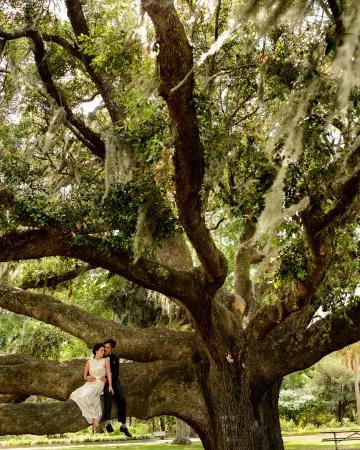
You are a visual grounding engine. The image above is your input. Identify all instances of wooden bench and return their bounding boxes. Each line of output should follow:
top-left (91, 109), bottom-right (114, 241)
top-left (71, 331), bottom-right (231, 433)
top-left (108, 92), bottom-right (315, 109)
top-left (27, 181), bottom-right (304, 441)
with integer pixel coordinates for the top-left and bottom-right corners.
top-left (322, 430), bottom-right (360, 449)
top-left (152, 431), bottom-right (167, 439)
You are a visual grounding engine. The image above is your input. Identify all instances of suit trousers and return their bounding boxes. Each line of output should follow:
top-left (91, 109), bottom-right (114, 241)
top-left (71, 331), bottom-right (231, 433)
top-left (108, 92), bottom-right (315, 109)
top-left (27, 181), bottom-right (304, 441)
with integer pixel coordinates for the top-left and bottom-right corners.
top-left (102, 379), bottom-right (126, 423)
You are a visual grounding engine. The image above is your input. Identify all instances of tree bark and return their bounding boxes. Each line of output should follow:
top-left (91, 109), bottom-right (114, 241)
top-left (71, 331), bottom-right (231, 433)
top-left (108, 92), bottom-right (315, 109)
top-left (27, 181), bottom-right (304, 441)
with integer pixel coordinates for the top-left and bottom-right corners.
top-left (0, 354), bottom-right (207, 436)
top-left (0, 228), bottom-right (205, 311)
top-left (194, 362), bottom-right (283, 450)
top-left (141, 0), bottom-right (227, 286)
top-left (354, 356), bottom-right (360, 424)
top-left (0, 352), bottom-right (286, 449)
top-left (0, 286), bottom-right (194, 362)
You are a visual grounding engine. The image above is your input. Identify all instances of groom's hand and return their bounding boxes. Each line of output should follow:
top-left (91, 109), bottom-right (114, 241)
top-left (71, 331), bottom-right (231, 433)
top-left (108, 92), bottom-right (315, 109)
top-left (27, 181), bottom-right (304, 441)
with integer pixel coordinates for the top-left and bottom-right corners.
top-left (86, 376), bottom-right (96, 382)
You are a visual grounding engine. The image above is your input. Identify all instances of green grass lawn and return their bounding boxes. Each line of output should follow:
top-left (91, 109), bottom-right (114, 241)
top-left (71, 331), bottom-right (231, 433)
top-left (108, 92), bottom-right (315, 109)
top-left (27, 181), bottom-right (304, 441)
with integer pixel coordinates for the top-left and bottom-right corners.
top-left (283, 435), bottom-right (360, 449)
top-left (59, 445), bottom-right (203, 450)
top-left (4, 436), bottom-right (360, 449)
top-left (57, 438), bottom-right (360, 450)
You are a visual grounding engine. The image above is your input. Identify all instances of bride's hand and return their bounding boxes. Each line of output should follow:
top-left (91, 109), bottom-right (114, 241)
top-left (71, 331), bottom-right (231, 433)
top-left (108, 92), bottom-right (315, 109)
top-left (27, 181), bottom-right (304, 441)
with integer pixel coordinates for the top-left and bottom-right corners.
top-left (109, 386), bottom-right (114, 395)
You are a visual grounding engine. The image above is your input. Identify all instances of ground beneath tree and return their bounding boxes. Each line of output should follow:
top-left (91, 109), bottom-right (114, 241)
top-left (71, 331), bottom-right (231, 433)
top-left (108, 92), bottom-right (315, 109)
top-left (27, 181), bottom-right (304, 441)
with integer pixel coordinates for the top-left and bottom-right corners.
top-left (0, 440), bottom-right (202, 449)
top-left (283, 433), bottom-right (360, 448)
top-left (3, 435), bottom-right (360, 449)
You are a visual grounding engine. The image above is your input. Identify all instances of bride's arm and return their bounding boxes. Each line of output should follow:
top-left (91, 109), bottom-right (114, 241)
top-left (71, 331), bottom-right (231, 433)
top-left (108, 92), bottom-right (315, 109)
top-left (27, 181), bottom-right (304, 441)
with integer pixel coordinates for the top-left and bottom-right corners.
top-left (84, 360), bottom-right (96, 382)
top-left (105, 359), bottom-right (114, 394)
top-left (83, 360), bottom-right (90, 381)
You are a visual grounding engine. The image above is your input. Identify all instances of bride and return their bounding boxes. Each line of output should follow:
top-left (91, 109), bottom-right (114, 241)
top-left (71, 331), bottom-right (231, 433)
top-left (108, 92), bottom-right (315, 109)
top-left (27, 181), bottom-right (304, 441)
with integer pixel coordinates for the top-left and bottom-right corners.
top-left (70, 343), bottom-right (114, 433)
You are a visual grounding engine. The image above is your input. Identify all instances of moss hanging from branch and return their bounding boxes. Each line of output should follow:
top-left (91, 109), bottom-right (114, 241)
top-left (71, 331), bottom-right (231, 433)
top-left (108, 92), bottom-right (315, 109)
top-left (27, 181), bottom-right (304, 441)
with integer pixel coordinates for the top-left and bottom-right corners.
top-left (43, 107), bottom-right (67, 154)
top-left (102, 131), bottom-right (135, 201)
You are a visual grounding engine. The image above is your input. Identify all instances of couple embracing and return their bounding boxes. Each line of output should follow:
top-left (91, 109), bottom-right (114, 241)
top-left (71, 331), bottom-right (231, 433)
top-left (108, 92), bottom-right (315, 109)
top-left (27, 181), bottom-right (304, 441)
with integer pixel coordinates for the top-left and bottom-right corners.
top-left (70, 339), bottom-right (132, 437)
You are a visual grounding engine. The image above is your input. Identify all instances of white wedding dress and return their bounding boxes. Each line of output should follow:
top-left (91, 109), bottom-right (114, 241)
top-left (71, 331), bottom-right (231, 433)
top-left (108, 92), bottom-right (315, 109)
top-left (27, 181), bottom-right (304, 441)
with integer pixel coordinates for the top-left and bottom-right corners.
top-left (70, 357), bottom-right (107, 423)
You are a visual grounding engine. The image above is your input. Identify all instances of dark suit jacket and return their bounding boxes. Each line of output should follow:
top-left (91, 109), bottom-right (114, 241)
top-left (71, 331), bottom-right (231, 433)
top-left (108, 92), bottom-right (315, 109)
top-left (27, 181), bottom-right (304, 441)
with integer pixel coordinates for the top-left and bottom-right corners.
top-left (106, 353), bottom-right (120, 381)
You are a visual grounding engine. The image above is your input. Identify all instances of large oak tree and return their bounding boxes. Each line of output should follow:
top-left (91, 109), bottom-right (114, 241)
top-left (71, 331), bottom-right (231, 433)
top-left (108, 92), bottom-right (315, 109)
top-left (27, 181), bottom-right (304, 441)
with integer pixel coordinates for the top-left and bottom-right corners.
top-left (0, 0), bottom-right (359, 448)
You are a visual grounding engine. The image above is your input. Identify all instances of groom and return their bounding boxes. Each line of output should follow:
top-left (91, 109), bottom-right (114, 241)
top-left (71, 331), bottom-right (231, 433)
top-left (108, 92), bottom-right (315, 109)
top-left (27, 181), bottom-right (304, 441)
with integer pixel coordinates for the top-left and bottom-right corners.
top-left (102, 339), bottom-right (132, 437)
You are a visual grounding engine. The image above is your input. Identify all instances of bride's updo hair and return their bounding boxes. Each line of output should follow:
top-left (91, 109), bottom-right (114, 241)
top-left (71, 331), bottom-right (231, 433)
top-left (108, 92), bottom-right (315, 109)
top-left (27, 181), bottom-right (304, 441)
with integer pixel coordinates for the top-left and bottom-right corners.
top-left (92, 342), bottom-right (104, 356)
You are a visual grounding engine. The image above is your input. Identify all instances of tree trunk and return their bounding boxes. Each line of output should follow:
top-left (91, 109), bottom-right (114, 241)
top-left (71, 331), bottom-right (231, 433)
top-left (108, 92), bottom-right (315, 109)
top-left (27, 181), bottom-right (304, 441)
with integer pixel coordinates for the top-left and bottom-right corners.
top-left (198, 365), bottom-right (284, 450)
top-left (354, 360), bottom-right (360, 423)
top-left (160, 416), bottom-right (165, 431)
top-left (172, 418), bottom-right (192, 444)
top-left (338, 400), bottom-right (342, 422)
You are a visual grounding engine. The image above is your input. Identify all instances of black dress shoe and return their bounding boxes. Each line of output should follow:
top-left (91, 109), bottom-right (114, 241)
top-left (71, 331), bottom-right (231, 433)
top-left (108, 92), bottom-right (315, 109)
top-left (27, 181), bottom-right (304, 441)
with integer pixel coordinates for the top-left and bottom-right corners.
top-left (120, 425), bottom-right (132, 438)
top-left (106, 424), bottom-right (114, 433)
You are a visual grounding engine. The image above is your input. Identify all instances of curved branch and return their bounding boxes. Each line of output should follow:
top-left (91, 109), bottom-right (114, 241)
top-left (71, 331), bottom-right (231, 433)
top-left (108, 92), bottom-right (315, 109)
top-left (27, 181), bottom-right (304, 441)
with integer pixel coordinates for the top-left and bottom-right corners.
top-left (285, 302), bottom-right (360, 375)
top-left (0, 27), bottom-right (106, 159)
top-left (142, 0), bottom-right (227, 287)
top-left (0, 401), bottom-right (88, 435)
top-left (249, 163), bottom-right (359, 339)
top-left (253, 298), bottom-right (360, 381)
top-left (303, 167), bottom-right (360, 235)
top-left (0, 355), bottom-right (207, 436)
top-left (27, 28), bottom-right (106, 159)
top-left (234, 222), bottom-right (263, 319)
top-left (0, 227), bottom-right (202, 309)
top-left (247, 280), bottom-right (311, 339)
top-left (301, 144), bottom-right (360, 259)
top-left (0, 355), bottom-right (84, 400)
top-left (251, 304), bottom-right (318, 381)
top-left (0, 28), bottom-right (28, 41)
top-left (0, 286), bottom-right (194, 362)
top-left (42, 33), bottom-right (83, 60)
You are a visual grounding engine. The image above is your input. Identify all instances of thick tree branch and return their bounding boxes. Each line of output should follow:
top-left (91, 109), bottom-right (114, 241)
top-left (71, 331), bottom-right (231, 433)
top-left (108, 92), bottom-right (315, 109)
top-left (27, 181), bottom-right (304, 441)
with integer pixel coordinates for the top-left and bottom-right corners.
top-left (247, 275), bottom-right (318, 340)
top-left (0, 401), bottom-right (86, 435)
top-left (0, 27), bottom-right (106, 159)
top-left (303, 167), bottom-right (360, 234)
top-left (0, 227), bottom-right (202, 309)
top-left (0, 355), bottom-right (84, 400)
top-left (142, 0), bottom-right (227, 287)
top-left (0, 286), bottom-right (195, 362)
top-left (300, 141), bottom-right (360, 258)
top-left (0, 28), bottom-right (28, 41)
top-left (28, 28), bottom-right (106, 159)
top-left (249, 155), bottom-right (359, 339)
top-left (234, 222), bottom-right (263, 319)
top-left (253, 147), bottom-right (359, 341)
top-left (0, 355), bottom-right (206, 436)
top-left (278, 301), bottom-right (360, 376)
top-left (250, 303), bottom-right (319, 381)
top-left (326, 0), bottom-right (345, 43)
